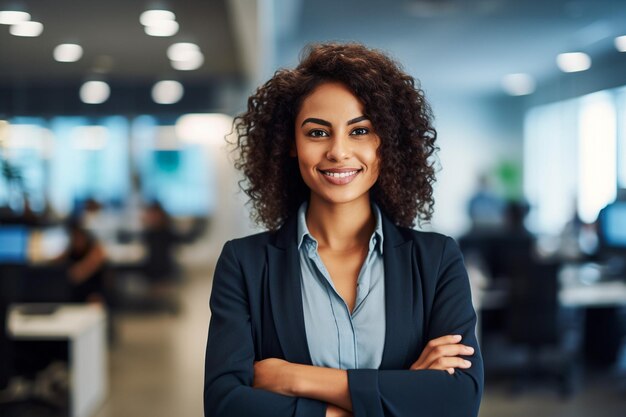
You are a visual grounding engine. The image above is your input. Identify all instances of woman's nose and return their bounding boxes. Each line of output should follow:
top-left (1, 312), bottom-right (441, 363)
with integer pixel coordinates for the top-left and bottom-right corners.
top-left (325, 136), bottom-right (351, 161)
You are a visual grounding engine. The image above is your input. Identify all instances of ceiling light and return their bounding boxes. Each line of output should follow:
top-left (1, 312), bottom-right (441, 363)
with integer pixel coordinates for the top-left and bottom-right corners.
top-left (171, 50), bottom-right (204, 71)
top-left (152, 80), bottom-right (184, 104)
top-left (79, 81), bottom-right (110, 104)
top-left (556, 52), bottom-right (591, 73)
top-left (501, 73), bottom-right (536, 96)
top-left (167, 42), bottom-right (200, 61)
top-left (10, 20), bottom-right (43, 37)
top-left (615, 35), bottom-right (626, 52)
top-left (144, 19), bottom-right (179, 37)
top-left (0, 10), bottom-right (30, 25)
top-left (53, 43), bottom-right (83, 62)
top-left (139, 9), bottom-right (175, 26)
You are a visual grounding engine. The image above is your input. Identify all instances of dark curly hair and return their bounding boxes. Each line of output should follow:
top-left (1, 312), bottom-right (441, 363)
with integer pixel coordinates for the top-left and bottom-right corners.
top-left (232, 42), bottom-right (438, 230)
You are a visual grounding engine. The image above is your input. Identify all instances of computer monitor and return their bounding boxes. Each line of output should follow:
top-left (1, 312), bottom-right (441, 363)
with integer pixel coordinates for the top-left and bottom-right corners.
top-left (0, 225), bottom-right (29, 263)
top-left (598, 201), bottom-right (626, 251)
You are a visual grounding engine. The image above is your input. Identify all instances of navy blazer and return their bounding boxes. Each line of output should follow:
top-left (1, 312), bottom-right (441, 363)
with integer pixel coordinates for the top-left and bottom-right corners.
top-left (204, 213), bottom-right (483, 417)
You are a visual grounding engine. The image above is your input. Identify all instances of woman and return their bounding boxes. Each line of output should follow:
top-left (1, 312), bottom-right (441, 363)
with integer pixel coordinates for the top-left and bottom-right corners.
top-left (58, 219), bottom-right (107, 304)
top-left (204, 43), bottom-right (483, 417)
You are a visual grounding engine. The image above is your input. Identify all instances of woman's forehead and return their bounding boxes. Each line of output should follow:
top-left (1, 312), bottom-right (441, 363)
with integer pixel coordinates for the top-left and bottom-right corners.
top-left (296, 82), bottom-right (366, 122)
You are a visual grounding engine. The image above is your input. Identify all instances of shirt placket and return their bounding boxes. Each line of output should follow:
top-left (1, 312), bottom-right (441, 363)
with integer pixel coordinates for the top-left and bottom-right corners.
top-left (307, 239), bottom-right (358, 369)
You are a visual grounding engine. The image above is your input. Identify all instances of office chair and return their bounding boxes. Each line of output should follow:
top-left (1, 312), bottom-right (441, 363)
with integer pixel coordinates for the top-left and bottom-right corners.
top-left (507, 261), bottom-right (584, 396)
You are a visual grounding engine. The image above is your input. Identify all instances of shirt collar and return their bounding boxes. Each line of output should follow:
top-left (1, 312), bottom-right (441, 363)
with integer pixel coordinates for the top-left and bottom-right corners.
top-left (296, 201), bottom-right (384, 254)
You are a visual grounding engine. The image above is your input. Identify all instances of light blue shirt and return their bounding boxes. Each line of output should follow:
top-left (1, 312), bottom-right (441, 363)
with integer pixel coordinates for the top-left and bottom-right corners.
top-left (297, 202), bottom-right (386, 369)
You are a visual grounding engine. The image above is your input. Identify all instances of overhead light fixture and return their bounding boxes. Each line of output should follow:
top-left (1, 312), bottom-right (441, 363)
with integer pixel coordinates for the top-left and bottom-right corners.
top-left (53, 43), bottom-right (83, 62)
top-left (556, 52), bottom-right (591, 73)
top-left (501, 73), bottom-right (536, 96)
top-left (0, 10), bottom-right (30, 25)
top-left (144, 19), bottom-right (178, 37)
top-left (139, 9), bottom-right (175, 26)
top-left (171, 50), bottom-right (204, 71)
top-left (79, 81), bottom-right (110, 104)
top-left (152, 80), bottom-right (184, 104)
top-left (167, 42), bottom-right (200, 61)
top-left (615, 35), bottom-right (626, 52)
top-left (9, 20), bottom-right (43, 37)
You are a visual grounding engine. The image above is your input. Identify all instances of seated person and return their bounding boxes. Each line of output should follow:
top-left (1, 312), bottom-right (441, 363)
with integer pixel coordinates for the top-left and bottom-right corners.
top-left (55, 220), bottom-right (107, 304)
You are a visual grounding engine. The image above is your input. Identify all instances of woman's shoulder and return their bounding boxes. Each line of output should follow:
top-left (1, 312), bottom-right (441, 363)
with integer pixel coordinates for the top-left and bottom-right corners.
top-left (393, 225), bottom-right (461, 260)
top-left (226, 230), bottom-right (275, 252)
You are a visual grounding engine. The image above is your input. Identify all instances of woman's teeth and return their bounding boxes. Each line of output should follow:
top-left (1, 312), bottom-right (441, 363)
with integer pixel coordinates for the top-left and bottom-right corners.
top-left (322, 170), bottom-right (359, 178)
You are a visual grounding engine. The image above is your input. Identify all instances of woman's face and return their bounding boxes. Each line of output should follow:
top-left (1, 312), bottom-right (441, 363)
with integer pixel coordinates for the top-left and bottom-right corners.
top-left (293, 82), bottom-right (381, 207)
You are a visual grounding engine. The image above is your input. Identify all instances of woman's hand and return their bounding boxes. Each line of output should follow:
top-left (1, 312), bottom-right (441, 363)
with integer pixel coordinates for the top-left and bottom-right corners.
top-left (410, 335), bottom-right (474, 374)
top-left (326, 404), bottom-right (353, 417)
top-left (253, 358), bottom-right (297, 396)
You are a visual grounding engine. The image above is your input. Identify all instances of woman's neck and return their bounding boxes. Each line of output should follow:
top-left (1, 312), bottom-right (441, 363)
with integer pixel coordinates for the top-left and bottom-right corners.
top-left (305, 194), bottom-right (375, 252)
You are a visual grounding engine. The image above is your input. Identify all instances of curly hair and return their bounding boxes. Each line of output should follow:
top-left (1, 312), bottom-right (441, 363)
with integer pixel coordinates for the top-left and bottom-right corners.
top-left (232, 42), bottom-right (438, 230)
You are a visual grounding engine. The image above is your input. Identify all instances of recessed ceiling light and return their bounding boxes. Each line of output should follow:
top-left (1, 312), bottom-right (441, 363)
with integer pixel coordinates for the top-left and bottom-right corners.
top-left (615, 35), bottom-right (626, 52)
top-left (171, 50), bottom-right (204, 71)
top-left (167, 43), bottom-right (200, 61)
top-left (152, 80), bottom-right (184, 104)
top-left (0, 10), bottom-right (30, 25)
top-left (139, 9), bottom-right (175, 26)
top-left (10, 20), bottom-right (43, 37)
top-left (79, 81), bottom-right (110, 104)
top-left (53, 44), bottom-right (83, 62)
top-left (144, 19), bottom-right (179, 37)
top-left (556, 52), bottom-right (591, 73)
top-left (501, 73), bottom-right (536, 96)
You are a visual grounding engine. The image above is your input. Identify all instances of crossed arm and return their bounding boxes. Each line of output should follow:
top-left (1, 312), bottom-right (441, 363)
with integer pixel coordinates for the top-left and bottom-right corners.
top-left (204, 238), bottom-right (483, 417)
top-left (253, 334), bottom-right (475, 416)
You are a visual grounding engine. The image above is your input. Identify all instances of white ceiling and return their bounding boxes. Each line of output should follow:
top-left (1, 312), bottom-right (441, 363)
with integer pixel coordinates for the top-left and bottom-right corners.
top-left (274, 0), bottom-right (626, 97)
top-left (0, 0), bottom-right (241, 83)
top-left (1, 0), bottom-right (625, 99)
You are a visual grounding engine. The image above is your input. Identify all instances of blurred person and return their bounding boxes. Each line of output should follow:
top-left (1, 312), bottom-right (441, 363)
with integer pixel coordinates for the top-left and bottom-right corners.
top-left (55, 219), bottom-right (107, 304)
top-left (204, 43), bottom-right (483, 417)
top-left (82, 197), bottom-right (117, 243)
top-left (142, 200), bottom-right (179, 281)
top-left (467, 174), bottom-right (505, 231)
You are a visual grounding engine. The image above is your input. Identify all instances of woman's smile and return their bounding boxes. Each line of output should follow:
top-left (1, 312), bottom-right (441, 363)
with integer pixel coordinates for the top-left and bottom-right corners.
top-left (318, 167), bottom-right (363, 185)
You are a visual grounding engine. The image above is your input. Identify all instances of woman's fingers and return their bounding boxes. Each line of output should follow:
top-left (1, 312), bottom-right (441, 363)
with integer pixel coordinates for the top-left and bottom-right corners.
top-left (412, 355), bottom-right (473, 372)
top-left (410, 335), bottom-right (474, 371)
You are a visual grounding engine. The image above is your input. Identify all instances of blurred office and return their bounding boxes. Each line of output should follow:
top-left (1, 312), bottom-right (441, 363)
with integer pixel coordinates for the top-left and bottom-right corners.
top-left (1, 0), bottom-right (626, 416)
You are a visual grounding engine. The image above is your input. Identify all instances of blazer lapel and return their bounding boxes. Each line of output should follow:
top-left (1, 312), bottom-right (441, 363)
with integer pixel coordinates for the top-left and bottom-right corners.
top-left (380, 214), bottom-right (415, 369)
top-left (267, 217), bottom-right (313, 365)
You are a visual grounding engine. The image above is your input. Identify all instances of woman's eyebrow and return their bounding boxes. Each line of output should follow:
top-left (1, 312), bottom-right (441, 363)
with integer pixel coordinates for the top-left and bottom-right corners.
top-left (301, 116), bottom-right (369, 127)
top-left (347, 115), bottom-right (368, 125)
top-left (301, 117), bottom-right (331, 127)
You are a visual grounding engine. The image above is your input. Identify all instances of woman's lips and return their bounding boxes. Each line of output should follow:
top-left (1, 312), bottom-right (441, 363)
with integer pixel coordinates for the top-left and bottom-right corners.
top-left (318, 168), bottom-right (362, 185)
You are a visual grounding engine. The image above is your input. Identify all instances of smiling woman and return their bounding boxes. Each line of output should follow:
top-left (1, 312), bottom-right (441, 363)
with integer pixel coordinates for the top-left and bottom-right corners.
top-left (204, 43), bottom-right (483, 417)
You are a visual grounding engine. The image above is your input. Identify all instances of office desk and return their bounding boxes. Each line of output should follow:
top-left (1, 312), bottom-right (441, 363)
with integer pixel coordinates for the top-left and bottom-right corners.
top-left (7, 304), bottom-right (108, 417)
top-left (473, 266), bottom-right (626, 310)
top-left (559, 263), bottom-right (626, 308)
top-left (559, 280), bottom-right (626, 307)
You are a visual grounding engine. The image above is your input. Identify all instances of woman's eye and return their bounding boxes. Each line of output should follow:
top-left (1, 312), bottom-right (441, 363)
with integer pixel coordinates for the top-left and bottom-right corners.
top-left (351, 127), bottom-right (369, 136)
top-left (308, 129), bottom-right (329, 138)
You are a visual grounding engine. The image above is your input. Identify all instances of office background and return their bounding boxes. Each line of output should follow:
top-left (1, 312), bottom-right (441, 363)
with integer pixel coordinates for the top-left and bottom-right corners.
top-left (1, 0), bottom-right (626, 416)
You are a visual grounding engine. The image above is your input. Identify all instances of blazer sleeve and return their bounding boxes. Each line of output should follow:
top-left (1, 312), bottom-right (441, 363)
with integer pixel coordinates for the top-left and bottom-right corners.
top-left (346, 236), bottom-right (484, 417)
top-left (204, 241), bottom-right (327, 417)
